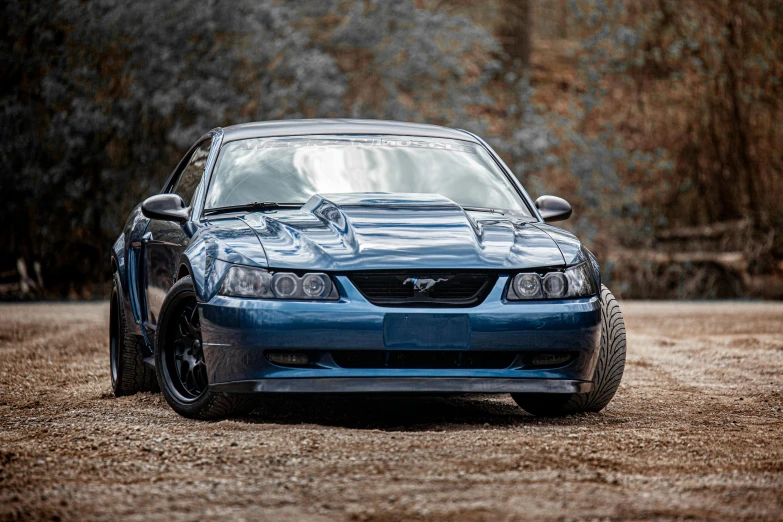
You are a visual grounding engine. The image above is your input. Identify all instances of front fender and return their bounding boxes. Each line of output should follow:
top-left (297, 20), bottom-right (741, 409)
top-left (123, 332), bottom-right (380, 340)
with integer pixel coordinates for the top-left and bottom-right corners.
top-left (532, 224), bottom-right (586, 266)
top-left (183, 224), bottom-right (268, 302)
top-left (175, 251), bottom-right (231, 303)
top-left (583, 247), bottom-right (601, 288)
top-left (532, 223), bottom-right (601, 289)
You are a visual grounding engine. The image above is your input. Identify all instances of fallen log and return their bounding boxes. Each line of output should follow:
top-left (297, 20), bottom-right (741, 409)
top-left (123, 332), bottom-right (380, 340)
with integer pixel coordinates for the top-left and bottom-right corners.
top-left (608, 250), bottom-right (748, 273)
top-left (655, 220), bottom-right (749, 241)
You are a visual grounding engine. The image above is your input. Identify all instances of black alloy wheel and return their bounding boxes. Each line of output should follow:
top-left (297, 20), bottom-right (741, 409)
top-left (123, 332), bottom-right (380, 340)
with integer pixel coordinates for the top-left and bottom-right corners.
top-left (165, 297), bottom-right (208, 402)
top-left (155, 276), bottom-right (256, 419)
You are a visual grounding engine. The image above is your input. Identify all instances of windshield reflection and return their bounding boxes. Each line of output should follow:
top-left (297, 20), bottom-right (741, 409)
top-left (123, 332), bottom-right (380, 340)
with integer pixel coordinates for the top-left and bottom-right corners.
top-left (206, 135), bottom-right (529, 215)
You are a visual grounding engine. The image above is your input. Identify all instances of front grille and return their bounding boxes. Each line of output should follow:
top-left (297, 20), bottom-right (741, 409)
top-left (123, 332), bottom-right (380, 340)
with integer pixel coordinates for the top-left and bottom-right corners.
top-left (350, 271), bottom-right (496, 307)
top-left (331, 350), bottom-right (517, 369)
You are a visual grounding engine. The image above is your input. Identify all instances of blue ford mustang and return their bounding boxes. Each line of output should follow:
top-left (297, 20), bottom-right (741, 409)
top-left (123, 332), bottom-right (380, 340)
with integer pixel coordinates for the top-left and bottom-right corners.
top-left (110, 119), bottom-right (626, 419)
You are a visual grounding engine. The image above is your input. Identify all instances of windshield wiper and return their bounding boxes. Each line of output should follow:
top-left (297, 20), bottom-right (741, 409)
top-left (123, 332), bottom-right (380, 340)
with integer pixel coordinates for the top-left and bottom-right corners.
top-left (461, 206), bottom-right (509, 215)
top-left (203, 202), bottom-right (303, 215)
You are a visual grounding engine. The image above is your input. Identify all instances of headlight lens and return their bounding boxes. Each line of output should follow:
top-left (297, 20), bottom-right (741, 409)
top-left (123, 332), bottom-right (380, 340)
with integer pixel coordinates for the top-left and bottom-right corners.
top-left (542, 272), bottom-right (567, 297)
top-left (508, 263), bottom-right (595, 300)
top-left (272, 272), bottom-right (298, 297)
top-left (302, 273), bottom-right (327, 297)
top-left (513, 273), bottom-right (542, 298)
top-left (219, 266), bottom-right (337, 300)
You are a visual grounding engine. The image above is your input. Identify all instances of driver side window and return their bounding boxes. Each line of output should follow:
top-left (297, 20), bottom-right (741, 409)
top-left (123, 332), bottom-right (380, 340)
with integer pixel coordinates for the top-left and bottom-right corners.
top-left (174, 140), bottom-right (212, 206)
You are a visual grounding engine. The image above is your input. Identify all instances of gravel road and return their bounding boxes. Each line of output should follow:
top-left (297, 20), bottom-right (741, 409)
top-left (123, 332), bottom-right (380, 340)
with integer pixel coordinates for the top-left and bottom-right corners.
top-left (1, 301), bottom-right (782, 521)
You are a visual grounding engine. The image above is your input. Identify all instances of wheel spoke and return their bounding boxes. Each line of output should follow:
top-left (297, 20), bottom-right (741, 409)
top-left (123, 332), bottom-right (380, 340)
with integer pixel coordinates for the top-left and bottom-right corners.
top-left (193, 362), bottom-right (208, 391)
top-left (176, 359), bottom-right (189, 385)
top-left (177, 315), bottom-right (190, 337)
top-left (184, 315), bottom-right (200, 339)
top-left (165, 295), bottom-right (208, 401)
top-left (186, 323), bottom-right (200, 340)
top-left (185, 366), bottom-right (198, 395)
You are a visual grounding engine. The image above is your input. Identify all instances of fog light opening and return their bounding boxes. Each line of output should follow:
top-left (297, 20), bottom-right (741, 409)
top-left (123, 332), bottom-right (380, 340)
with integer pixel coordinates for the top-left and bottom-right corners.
top-left (267, 352), bottom-right (309, 366)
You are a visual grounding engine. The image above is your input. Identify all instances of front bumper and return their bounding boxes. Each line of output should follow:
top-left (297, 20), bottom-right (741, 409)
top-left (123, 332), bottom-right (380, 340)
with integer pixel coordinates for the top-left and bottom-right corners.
top-left (199, 275), bottom-right (601, 393)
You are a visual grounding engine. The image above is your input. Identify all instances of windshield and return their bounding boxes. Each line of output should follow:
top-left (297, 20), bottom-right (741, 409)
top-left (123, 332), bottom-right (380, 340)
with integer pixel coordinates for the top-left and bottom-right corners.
top-left (205, 135), bottom-right (530, 214)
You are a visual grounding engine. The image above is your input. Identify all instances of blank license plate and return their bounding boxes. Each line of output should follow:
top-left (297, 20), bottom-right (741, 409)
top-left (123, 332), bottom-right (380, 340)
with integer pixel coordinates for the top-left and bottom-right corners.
top-left (383, 314), bottom-right (470, 350)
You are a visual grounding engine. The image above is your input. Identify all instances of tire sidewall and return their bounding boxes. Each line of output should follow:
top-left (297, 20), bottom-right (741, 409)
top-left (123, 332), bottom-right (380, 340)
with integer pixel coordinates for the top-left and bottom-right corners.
top-left (583, 284), bottom-right (626, 410)
top-left (511, 284), bottom-right (626, 416)
top-left (110, 273), bottom-right (123, 392)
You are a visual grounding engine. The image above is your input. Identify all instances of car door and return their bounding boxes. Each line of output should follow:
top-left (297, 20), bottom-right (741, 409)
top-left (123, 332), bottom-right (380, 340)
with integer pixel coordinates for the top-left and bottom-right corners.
top-left (142, 138), bottom-right (212, 326)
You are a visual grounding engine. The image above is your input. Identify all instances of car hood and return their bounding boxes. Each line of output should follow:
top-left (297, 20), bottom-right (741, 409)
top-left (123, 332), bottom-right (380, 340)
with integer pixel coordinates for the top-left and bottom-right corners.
top-left (224, 193), bottom-right (567, 271)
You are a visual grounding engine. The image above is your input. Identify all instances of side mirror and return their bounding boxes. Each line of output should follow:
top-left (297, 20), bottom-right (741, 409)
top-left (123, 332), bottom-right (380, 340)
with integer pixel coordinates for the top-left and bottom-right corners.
top-left (141, 194), bottom-right (189, 223)
top-left (535, 195), bottom-right (572, 223)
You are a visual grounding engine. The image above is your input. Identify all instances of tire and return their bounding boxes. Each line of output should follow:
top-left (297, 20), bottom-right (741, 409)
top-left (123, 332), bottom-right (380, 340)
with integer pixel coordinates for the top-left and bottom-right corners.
top-left (512, 284), bottom-right (626, 416)
top-left (110, 272), bottom-right (159, 396)
top-left (155, 276), bottom-right (256, 419)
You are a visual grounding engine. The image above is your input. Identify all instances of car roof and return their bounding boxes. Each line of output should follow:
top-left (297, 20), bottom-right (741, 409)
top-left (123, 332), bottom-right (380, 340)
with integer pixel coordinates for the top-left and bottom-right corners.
top-left (220, 119), bottom-right (480, 143)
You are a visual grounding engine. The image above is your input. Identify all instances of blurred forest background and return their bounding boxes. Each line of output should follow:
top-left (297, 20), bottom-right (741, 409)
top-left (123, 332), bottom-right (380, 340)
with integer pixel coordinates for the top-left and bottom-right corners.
top-left (1, 0), bottom-right (782, 299)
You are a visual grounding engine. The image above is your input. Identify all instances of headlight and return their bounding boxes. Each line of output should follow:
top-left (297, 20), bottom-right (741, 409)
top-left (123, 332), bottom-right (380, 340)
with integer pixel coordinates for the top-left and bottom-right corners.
top-left (507, 263), bottom-right (596, 300)
top-left (219, 266), bottom-right (338, 300)
top-left (513, 273), bottom-right (542, 298)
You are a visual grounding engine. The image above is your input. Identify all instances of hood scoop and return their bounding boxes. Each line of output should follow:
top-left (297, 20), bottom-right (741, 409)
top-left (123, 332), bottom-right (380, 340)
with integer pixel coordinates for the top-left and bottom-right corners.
top-left (302, 192), bottom-right (471, 232)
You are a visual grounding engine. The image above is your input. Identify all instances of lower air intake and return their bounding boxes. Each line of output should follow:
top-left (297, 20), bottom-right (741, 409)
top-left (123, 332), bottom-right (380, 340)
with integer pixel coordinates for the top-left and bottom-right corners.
top-left (331, 350), bottom-right (516, 369)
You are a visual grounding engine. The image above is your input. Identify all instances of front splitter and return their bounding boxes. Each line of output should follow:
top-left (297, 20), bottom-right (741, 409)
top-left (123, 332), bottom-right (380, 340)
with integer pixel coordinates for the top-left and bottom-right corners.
top-left (210, 377), bottom-right (593, 394)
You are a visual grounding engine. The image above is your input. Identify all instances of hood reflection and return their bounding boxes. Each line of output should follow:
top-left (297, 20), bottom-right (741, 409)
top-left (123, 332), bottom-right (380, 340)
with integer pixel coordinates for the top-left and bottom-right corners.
top-left (238, 193), bottom-right (565, 271)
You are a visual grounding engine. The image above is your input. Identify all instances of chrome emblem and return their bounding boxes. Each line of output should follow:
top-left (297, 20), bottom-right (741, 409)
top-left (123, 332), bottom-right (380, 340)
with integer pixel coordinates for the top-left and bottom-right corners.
top-left (403, 276), bottom-right (449, 292)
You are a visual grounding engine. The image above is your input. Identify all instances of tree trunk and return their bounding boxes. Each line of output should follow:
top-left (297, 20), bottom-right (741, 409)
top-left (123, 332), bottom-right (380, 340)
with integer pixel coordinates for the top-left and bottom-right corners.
top-left (499, 0), bottom-right (532, 67)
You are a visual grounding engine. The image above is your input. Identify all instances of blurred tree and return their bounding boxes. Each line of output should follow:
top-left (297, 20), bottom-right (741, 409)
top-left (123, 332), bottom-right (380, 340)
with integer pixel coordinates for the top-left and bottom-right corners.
top-left (559, 0), bottom-right (783, 292)
top-left (0, 0), bottom-right (346, 294)
top-left (637, 0), bottom-right (783, 226)
top-left (0, 0), bottom-right (508, 296)
top-left (295, 0), bottom-right (504, 130)
top-left (2, 0), bottom-right (781, 298)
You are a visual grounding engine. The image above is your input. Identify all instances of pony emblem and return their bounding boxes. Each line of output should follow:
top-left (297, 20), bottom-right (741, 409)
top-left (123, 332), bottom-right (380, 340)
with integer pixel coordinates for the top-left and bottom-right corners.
top-left (403, 277), bottom-right (449, 292)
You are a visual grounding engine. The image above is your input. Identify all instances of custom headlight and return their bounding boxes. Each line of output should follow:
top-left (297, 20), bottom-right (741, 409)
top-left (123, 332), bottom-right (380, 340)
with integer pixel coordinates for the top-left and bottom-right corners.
top-left (219, 266), bottom-right (337, 300)
top-left (507, 263), bottom-right (596, 300)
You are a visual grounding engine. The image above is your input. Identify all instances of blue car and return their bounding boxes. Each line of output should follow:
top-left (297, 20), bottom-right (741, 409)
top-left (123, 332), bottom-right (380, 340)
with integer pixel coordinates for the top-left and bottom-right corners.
top-left (110, 119), bottom-right (626, 419)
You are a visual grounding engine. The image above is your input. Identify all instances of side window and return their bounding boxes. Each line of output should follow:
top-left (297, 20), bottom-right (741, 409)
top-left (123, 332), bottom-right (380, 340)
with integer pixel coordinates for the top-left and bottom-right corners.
top-left (174, 140), bottom-right (212, 206)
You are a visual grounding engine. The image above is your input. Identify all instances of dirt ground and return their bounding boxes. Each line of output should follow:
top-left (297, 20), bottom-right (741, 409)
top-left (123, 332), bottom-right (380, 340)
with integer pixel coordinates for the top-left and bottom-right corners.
top-left (0, 301), bottom-right (781, 521)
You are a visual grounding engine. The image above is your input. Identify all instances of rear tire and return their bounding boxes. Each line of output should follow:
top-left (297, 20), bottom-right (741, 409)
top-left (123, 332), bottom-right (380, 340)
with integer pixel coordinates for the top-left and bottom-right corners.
top-left (155, 276), bottom-right (256, 419)
top-left (110, 272), bottom-right (158, 396)
top-left (512, 284), bottom-right (626, 416)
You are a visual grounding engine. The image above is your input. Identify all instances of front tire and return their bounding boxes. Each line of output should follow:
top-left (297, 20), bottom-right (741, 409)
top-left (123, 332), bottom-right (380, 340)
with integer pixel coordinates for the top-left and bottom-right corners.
top-left (512, 284), bottom-right (626, 416)
top-left (155, 276), bottom-right (255, 419)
